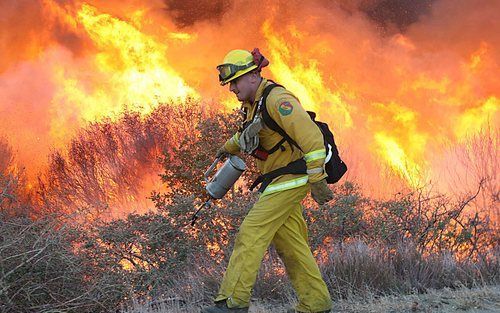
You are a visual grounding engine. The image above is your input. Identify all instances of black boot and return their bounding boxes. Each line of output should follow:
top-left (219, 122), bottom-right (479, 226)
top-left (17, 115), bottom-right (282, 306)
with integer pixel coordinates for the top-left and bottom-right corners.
top-left (201, 300), bottom-right (249, 313)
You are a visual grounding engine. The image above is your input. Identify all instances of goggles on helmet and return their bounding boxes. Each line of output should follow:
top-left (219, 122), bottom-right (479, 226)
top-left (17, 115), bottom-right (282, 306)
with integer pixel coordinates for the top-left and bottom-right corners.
top-left (217, 62), bottom-right (254, 83)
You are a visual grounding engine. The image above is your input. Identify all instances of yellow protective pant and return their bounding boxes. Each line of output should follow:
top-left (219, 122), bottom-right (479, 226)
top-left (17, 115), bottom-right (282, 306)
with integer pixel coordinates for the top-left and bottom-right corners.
top-left (215, 184), bottom-right (332, 312)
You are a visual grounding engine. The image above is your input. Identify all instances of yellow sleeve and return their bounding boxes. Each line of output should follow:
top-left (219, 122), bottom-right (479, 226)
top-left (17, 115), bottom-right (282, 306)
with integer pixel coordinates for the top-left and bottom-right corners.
top-left (223, 132), bottom-right (241, 155)
top-left (266, 91), bottom-right (327, 183)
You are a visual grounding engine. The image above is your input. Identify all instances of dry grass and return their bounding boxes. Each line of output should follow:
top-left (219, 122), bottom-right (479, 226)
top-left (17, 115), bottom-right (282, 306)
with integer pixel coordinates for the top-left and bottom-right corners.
top-left (124, 285), bottom-right (500, 313)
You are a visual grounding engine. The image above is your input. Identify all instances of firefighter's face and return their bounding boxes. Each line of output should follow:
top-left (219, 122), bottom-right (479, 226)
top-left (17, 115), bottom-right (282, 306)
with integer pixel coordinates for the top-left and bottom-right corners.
top-left (229, 71), bottom-right (260, 103)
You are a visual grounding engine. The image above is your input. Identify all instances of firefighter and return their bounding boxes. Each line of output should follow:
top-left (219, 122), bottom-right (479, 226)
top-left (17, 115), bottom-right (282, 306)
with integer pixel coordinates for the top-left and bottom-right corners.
top-left (201, 49), bottom-right (333, 313)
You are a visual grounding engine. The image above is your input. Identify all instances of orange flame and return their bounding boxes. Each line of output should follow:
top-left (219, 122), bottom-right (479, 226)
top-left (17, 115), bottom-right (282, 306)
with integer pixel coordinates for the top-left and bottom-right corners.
top-left (262, 20), bottom-right (353, 128)
top-left (48, 3), bottom-right (199, 142)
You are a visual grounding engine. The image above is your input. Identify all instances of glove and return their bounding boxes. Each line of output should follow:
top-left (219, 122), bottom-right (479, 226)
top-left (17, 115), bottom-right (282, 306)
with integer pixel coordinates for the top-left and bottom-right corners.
top-left (215, 146), bottom-right (229, 158)
top-left (239, 116), bottom-right (263, 153)
top-left (310, 179), bottom-right (333, 205)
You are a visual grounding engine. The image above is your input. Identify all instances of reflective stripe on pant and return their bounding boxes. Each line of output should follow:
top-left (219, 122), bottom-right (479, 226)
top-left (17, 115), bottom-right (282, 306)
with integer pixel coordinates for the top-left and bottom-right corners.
top-left (215, 184), bottom-right (332, 312)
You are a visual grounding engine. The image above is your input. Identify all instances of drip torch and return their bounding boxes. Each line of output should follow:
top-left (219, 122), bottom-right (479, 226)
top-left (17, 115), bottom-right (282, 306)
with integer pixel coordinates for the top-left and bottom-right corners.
top-left (191, 154), bottom-right (246, 226)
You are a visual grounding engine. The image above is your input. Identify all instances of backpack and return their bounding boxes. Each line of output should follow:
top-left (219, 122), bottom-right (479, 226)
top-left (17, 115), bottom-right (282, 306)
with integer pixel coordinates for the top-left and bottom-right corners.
top-left (258, 83), bottom-right (347, 184)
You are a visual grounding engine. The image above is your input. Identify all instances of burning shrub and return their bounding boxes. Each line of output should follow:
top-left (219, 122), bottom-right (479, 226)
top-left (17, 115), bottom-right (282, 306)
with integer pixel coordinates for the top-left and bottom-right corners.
top-left (0, 138), bottom-right (16, 212)
top-left (0, 138), bottom-right (30, 217)
top-left (35, 101), bottom-right (233, 218)
top-left (36, 108), bottom-right (168, 217)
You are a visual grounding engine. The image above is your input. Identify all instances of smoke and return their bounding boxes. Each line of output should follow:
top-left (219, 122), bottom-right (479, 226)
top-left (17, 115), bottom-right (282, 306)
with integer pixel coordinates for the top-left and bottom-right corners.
top-left (359, 0), bottom-right (435, 32)
top-left (159, 0), bottom-right (436, 31)
top-left (0, 0), bottom-right (46, 72)
top-left (162, 0), bottom-right (231, 28)
top-left (0, 1), bottom-right (92, 72)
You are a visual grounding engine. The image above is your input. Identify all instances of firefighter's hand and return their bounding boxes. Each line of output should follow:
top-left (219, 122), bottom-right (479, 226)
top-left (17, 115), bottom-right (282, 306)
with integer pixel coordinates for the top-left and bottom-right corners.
top-left (310, 179), bottom-right (333, 205)
top-left (215, 146), bottom-right (229, 158)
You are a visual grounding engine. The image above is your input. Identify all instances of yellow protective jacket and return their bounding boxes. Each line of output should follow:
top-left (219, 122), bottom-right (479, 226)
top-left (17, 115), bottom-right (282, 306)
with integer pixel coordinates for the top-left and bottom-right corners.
top-left (224, 78), bottom-right (327, 195)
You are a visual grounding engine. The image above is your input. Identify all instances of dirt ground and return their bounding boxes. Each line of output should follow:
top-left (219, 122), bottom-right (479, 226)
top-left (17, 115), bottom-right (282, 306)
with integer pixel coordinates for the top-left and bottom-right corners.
top-left (127, 285), bottom-right (500, 313)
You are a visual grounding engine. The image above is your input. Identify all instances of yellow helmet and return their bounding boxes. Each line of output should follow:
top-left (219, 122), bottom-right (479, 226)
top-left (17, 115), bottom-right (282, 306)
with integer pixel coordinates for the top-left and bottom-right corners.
top-left (216, 49), bottom-right (257, 85)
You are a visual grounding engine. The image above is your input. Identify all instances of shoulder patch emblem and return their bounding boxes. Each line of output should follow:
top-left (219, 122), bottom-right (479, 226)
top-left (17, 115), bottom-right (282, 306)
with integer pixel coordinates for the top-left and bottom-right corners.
top-left (278, 102), bottom-right (293, 116)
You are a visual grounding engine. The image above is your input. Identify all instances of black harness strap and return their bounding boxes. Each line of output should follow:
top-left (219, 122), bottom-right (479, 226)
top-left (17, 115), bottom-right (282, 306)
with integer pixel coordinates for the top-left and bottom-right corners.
top-left (259, 84), bottom-right (302, 152)
top-left (267, 137), bottom-right (287, 154)
top-left (250, 158), bottom-right (307, 193)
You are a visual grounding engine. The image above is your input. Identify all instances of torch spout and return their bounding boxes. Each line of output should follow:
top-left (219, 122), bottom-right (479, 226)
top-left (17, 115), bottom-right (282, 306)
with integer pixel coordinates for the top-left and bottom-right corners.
top-left (190, 197), bottom-right (212, 227)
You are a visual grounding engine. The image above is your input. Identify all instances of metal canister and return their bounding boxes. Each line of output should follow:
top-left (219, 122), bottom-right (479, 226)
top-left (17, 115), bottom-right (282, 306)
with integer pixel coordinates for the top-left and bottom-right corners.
top-left (204, 155), bottom-right (246, 199)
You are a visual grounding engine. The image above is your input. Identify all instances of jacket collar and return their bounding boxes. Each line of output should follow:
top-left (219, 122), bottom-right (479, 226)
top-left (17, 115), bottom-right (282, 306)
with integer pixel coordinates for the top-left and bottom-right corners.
top-left (253, 77), bottom-right (268, 105)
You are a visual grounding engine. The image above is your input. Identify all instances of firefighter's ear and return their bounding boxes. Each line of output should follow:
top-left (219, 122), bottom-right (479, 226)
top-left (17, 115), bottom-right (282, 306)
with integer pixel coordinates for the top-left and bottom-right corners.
top-left (249, 70), bottom-right (261, 84)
